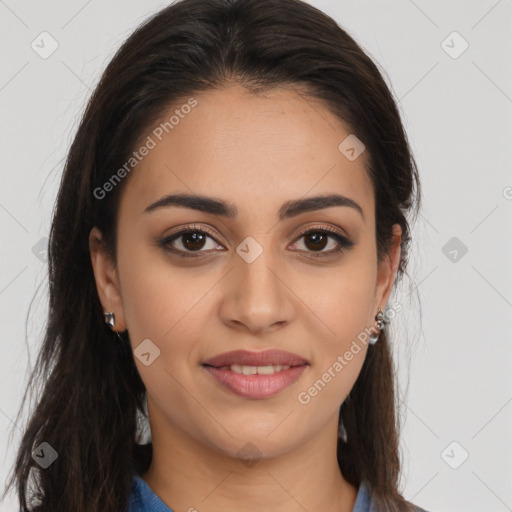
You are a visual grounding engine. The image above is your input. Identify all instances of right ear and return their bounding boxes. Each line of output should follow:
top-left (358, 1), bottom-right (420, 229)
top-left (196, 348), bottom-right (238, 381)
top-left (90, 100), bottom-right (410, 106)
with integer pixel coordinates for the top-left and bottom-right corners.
top-left (89, 226), bottom-right (127, 332)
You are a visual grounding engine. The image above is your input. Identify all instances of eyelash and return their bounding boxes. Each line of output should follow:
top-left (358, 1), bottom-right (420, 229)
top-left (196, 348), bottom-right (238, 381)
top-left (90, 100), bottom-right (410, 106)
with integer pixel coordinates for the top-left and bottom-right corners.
top-left (159, 224), bottom-right (355, 259)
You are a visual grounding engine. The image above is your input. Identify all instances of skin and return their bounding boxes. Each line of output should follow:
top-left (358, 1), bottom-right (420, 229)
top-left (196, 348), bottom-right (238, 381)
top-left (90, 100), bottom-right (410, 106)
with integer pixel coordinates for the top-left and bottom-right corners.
top-left (90, 83), bottom-right (401, 512)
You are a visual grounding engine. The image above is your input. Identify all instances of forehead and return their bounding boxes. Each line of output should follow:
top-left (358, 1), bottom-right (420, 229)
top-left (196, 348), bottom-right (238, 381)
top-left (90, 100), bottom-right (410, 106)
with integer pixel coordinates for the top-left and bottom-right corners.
top-left (118, 84), bottom-right (374, 223)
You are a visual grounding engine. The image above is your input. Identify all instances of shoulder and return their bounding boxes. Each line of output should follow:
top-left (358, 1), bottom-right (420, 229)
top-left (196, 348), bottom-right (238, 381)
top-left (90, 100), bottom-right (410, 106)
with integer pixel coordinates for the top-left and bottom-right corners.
top-left (355, 481), bottom-right (431, 512)
top-left (126, 475), bottom-right (145, 512)
top-left (126, 474), bottom-right (174, 512)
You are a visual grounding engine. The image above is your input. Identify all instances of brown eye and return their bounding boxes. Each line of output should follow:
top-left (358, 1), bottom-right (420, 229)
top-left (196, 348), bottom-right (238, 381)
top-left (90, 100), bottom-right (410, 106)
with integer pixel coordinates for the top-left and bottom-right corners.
top-left (180, 231), bottom-right (208, 251)
top-left (160, 226), bottom-right (224, 257)
top-left (293, 228), bottom-right (355, 257)
top-left (303, 232), bottom-right (329, 251)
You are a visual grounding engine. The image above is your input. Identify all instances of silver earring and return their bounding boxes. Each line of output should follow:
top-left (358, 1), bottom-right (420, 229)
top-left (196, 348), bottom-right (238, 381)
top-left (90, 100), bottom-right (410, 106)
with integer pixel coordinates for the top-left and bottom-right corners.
top-left (103, 311), bottom-right (126, 342)
top-left (104, 311), bottom-right (115, 328)
top-left (368, 308), bottom-right (386, 345)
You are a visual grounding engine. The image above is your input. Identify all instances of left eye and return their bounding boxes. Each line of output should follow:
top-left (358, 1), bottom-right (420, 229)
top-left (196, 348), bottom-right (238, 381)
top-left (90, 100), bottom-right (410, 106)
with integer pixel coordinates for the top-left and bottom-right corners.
top-left (160, 227), bottom-right (354, 258)
top-left (292, 229), bottom-right (354, 255)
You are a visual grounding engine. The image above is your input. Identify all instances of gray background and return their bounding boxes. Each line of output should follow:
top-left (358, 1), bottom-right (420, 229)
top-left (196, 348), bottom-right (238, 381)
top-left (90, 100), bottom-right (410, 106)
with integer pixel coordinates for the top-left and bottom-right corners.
top-left (1, 1), bottom-right (511, 511)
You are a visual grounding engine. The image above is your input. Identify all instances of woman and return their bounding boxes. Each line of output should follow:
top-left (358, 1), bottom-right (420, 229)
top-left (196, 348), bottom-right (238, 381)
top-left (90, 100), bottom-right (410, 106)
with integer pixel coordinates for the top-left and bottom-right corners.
top-left (4, 0), bottom-right (428, 510)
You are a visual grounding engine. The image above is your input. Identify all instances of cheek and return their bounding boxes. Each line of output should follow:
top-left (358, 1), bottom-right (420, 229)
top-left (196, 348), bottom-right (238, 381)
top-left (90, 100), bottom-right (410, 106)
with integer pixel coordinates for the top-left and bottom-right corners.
top-left (293, 259), bottom-right (375, 399)
top-left (296, 256), bottom-right (377, 344)
top-left (122, 258), bottom-right (209, 407)
top-left (117, 239), bottom-right (207, 342)
top-left (118, 249), bottom-right (219, 402)
top-left (295, 288), bottom-right (370, 418)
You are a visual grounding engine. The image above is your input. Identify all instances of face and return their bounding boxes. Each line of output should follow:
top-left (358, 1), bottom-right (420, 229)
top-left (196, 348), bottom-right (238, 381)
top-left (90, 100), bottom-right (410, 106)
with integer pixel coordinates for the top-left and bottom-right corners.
top-left (90, 83), bottom-right (401, 460)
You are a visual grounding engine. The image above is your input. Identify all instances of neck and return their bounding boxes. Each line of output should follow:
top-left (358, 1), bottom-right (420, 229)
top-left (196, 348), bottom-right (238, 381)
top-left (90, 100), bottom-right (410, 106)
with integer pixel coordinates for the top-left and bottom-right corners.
top-left (140, 401), bottom-right (358, 512)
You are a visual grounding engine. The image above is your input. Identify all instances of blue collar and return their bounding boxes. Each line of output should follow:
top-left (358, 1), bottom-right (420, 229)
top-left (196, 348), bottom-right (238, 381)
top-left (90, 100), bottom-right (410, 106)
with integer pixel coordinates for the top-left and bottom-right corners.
top-left (126, 474), bottom-right (377, 512)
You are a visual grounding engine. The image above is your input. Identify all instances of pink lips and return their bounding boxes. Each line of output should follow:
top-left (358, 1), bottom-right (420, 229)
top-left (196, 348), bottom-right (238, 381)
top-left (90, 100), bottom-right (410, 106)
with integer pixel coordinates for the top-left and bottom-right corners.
top-left (202, 349), bottom-right (308, 368)
top-left (201, 349), bottom-right (309, 399)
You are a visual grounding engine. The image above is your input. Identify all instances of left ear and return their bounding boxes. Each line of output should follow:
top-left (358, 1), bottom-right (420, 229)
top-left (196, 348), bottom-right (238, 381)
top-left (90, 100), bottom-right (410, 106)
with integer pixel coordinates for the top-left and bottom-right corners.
top-left (373, 223), bottom-right (402, 313)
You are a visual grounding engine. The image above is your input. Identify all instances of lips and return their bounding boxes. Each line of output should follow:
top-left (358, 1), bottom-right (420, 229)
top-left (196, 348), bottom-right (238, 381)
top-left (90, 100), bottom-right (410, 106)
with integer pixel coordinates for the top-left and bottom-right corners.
top-left (203, 364), bottom-right (308, 399)
top-left (201, 349), bottom-right (309, 368)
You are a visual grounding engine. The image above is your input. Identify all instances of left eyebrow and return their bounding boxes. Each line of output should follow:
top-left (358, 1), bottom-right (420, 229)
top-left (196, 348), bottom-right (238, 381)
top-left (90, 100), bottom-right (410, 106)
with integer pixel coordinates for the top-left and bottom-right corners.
top-left (280, 194), bottom-right (365, 222)
top-left (143, 193), bottom-right (365, 222)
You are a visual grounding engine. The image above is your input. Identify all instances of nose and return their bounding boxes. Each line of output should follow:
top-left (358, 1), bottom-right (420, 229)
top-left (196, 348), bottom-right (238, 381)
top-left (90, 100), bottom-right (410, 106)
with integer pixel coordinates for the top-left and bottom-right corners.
top-left (218, 241), bottom-right (294, 335)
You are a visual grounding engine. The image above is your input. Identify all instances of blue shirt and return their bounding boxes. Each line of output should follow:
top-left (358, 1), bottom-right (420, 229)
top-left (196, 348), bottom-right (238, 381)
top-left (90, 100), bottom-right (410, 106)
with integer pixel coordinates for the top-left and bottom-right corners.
top-left (127, 474), bottom-right (429, 512)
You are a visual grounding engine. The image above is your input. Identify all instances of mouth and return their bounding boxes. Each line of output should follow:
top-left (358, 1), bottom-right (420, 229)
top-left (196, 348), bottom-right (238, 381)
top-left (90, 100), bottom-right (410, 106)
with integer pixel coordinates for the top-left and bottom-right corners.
top-left (202, 363), bottom-right (305, 374)
top-left (201, 349), bottom-right (309, 399)
top-left (201, 348), bottom-right (309, 368)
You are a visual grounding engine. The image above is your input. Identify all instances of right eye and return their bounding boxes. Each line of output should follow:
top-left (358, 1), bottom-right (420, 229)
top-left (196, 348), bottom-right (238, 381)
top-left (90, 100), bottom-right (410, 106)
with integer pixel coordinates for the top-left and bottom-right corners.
top-left (159, 225), bottom-right (225, 258)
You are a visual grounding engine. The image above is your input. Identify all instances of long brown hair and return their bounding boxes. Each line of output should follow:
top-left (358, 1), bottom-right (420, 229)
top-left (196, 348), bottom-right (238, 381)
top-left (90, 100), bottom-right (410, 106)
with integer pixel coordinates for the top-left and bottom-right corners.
top-left (3, 0), bottom-right (422, 510)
